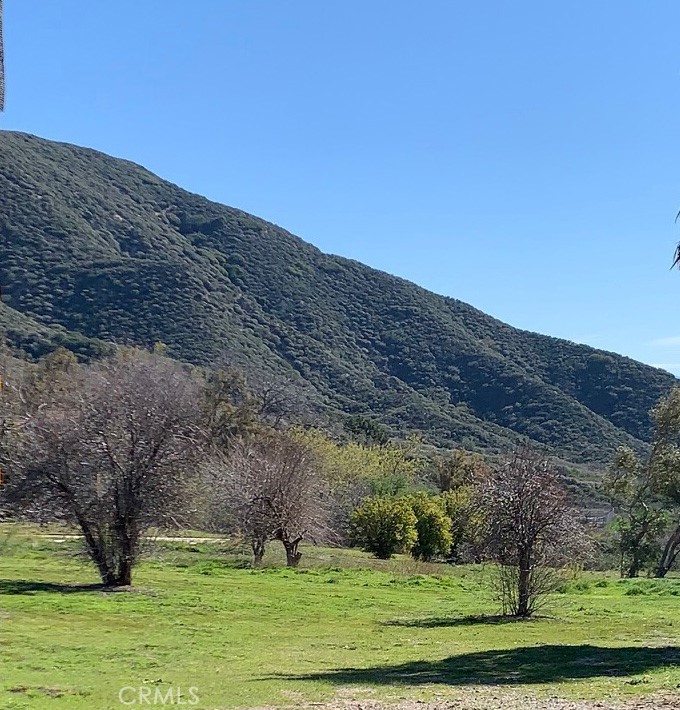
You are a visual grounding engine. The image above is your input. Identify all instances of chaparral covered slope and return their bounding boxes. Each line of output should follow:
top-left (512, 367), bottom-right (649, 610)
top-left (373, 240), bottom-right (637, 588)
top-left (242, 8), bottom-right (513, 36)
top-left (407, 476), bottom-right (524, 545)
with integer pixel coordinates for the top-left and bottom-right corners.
top-left (0, 131), bottom-right (674, 462)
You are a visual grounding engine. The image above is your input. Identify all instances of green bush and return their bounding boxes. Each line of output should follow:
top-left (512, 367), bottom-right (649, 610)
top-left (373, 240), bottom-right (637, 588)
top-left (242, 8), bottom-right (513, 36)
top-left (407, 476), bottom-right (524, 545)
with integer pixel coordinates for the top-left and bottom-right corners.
top-left (406, 493), bottom-right (453, 562)
top-left (350, 497), bottom-right (417, 559)
top-left (440, 486), bottom-right (485, 561)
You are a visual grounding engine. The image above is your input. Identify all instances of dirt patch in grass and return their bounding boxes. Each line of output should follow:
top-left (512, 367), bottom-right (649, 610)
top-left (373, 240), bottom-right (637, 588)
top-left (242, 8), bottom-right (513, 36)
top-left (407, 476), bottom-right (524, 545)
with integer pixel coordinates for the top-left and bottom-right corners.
top-left (253, 689), bottom-right (680, 709)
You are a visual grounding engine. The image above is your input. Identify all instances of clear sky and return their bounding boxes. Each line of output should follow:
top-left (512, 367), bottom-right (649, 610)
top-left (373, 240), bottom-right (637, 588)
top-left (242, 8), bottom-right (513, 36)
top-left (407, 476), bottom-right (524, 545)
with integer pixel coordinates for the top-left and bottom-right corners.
top-left (3, 1), bottom-right (680, 373)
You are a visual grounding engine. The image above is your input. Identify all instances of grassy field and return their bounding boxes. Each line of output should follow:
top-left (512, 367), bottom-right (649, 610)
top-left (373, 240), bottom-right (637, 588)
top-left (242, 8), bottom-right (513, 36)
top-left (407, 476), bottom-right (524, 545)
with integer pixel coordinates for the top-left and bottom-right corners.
top-left (0, 526), bottom-right (679, 710)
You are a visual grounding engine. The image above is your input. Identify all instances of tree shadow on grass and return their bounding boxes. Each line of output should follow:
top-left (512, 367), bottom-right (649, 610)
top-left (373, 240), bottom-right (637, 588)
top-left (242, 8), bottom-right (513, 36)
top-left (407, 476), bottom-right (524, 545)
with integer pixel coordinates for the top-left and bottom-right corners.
top-left (285, 645), bottom-right (680, 686)
top-left (383, 614), bottom-right (529, 628)
top-left (0, 580), bottom-right (107, 595)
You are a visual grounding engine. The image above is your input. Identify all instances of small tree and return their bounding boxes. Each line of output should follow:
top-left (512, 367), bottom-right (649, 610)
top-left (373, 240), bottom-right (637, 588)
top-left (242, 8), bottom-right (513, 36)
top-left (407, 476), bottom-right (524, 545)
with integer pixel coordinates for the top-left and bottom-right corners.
top-left (203, 366), bottom-right (314, 450)
top-left (350, 496), bottom-right (417, 559)
top-left (407, 493), bottom-right (452, 562)
top-left (14, 351), bottom-right (203, 586)
top-left (219, 434), bottom-right (330, 567)
top-left (433, 449), bottom-right (485, 492)
top-left (344, 414), bottom-right (390, 446)
top-left (481, 446), bottom-right (590, 617)
top-left (648, 389), bottom-right (680, 576)
top-left (604, 388), bottom-right (680, 578)
top-left (604, 447), bottom-right (667, 577)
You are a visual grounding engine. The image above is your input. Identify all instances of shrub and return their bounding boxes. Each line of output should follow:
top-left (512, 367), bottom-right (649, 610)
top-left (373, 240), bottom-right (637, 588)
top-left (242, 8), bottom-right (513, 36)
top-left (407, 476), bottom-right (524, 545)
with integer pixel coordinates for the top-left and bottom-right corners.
top-left (407, 493), bottom-right (453, 562)
top-left (350, 497), bottom-right (417, 559)
top-left (440, 486), bottom-right (486, 562)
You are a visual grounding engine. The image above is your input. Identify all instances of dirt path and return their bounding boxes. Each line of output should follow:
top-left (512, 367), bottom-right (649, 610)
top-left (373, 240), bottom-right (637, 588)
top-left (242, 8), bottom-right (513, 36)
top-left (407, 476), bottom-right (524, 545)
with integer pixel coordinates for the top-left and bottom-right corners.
top-left (37, 534), bottom-right (226, 544)
top-left (251, 690), bottom-right (680, 710)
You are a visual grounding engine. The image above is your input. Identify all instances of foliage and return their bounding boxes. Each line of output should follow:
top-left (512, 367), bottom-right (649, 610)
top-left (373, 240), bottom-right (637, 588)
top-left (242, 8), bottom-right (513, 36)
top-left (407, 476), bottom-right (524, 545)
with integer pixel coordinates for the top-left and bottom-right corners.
top-left (432, 448), bottom-right (486, 491)
top-left (343, 413), bottom-right (390, 446)
top-left (406, 493), bottom-right (453, 561)
top-left (292, 428), bottom-right (424, 489)
top-left (350, 497), bottom-right (418, 559)
top-left (648, 389), bottom-right (680, 576)
top-left (0, 132), bottom-right (676, 464)
top-left (440, 486), bottom-right (486, 562)
top-left (202, 367), bottom-right (312, 449)
top-left (604, 447), bottom-right (668, 577)
top-left (290, 427), bottom-right (425, 532)
top-left (605, 388), bottom-right (680, 577)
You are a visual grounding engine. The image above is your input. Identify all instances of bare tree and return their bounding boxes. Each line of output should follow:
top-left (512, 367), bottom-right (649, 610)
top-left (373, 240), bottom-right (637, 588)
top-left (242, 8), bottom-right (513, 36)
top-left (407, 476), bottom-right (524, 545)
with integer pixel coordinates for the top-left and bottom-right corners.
top-left (480, 445), bottom-right (591, 617)
top-left (215, 434), bottom-right (331, 567)
top-left (13, 351), bottom-right (204, 586)
top-left (0, 346), bottom-right (33, 519)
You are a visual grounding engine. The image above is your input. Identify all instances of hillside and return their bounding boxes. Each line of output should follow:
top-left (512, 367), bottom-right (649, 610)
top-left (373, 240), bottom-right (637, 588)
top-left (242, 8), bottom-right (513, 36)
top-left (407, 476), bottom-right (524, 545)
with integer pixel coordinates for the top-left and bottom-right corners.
top-left (0, 131), bottom-right (675, 463)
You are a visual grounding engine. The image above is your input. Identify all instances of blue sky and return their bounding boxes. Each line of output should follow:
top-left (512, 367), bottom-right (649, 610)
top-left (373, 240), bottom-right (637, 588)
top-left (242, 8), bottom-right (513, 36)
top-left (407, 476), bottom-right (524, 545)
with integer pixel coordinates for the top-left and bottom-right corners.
top-left (3, 1), bottom-right (680, 373)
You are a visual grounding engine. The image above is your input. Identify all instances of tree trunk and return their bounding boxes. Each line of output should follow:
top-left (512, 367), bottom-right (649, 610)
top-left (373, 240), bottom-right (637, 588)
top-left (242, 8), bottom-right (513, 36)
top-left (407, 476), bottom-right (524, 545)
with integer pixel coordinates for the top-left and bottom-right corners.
top-left (516, 549), bottom-right (532, 617)
top-left (90, 546), bottom-right (114, 585)
top-left (76, 512), bottom-right (137, 587)
top-left (113, 557), bottom-right (133, 587)
top-left (252, 537), bottom-right (266, 567)
top-left (625, 522), bottom-right (651, 578)
top-left (283, 539), bottom-right (302, 568)
top-left (654, 525), bottom-right (680, 578)
top-left (76, 516), bottom-right (115, 586)
top-left (626, 546), bottom-right (645, 577)
top-left (517, 567), bottom-right (531, 617)
top-left (111, 514), bottom-right (138, 587)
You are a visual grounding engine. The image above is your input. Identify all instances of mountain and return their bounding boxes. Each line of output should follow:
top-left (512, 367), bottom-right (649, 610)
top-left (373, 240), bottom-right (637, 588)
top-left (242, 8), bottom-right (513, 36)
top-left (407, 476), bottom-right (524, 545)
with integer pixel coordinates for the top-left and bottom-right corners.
top-left (0, 130), bottom-right (675, 463)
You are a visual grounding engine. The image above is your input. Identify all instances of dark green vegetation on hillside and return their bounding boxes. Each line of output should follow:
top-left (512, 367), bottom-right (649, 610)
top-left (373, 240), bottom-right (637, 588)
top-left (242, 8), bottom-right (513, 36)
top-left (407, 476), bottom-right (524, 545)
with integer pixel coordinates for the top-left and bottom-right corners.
top-left (0, 530), bottom-right (678, 709)
top-left (0, 131), bottom-right (675, 462)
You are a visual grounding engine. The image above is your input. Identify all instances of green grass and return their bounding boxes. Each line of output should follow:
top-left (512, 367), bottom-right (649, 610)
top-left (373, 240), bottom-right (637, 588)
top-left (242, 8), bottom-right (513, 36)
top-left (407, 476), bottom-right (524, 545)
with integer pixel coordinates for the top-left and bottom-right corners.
top-left (0, 527), bottom-right (679, 709)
